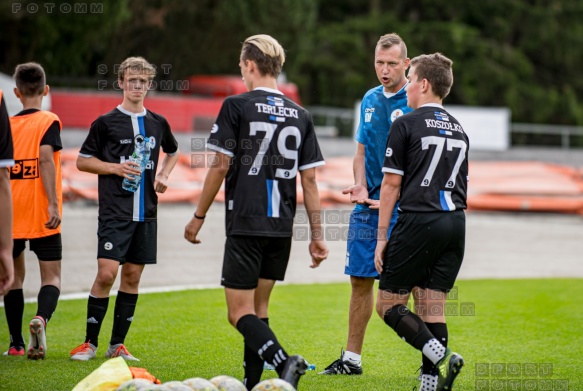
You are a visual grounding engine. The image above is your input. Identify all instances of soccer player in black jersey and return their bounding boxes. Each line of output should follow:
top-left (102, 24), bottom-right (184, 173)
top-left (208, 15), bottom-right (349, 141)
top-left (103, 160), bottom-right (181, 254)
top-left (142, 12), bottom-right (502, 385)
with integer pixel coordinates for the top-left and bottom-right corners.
top-left (373, 53), bottom-right (468, 391)
top-left (70, 57), bottom-right (180, 362)
top-left (0, 89), bottom-right (14, 295)
top-left (184, 34), bottom-right (329, 390)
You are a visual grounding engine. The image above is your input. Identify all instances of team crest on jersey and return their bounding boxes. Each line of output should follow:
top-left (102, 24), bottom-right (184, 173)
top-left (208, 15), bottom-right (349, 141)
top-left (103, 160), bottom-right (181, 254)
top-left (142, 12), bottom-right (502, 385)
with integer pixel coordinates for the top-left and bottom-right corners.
top-left (135, 134), bottom-right (156, 150)
top-left (434, 111), bottom-right (449, 122)
top-left (391, 109), bottom-right (404, 122)
top-left (211, 124), bottom-right (219, 133)
top-left (364, 108), bottom-right (375, 122)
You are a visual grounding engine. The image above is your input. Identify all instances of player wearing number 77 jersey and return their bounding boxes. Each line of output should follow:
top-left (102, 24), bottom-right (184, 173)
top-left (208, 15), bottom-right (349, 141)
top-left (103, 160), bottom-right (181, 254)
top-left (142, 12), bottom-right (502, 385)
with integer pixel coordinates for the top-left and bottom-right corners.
top-left (373, 53), bottom-right (468, 391)
top-left (184, 34), bottom-right (328, 390)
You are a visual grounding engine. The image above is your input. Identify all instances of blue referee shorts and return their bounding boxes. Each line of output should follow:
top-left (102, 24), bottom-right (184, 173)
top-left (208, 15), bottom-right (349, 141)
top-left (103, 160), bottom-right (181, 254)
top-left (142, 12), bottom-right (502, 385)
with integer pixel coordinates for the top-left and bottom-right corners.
top-left (344, 209), bottom-right (398, 278)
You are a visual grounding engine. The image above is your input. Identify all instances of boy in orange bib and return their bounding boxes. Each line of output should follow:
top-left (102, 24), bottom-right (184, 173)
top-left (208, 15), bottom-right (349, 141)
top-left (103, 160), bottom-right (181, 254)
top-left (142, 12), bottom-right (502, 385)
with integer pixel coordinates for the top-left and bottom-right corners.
top-left (3, 63), bottom-right (63, 360)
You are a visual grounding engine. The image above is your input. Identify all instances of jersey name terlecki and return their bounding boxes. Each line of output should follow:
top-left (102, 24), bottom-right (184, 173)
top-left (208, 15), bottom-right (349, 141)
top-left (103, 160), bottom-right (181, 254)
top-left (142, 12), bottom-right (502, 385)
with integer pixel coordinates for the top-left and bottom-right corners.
top-left (208, 89), bottom-right (324, 237)
top-left (254, 103), bottom-right (299, 118)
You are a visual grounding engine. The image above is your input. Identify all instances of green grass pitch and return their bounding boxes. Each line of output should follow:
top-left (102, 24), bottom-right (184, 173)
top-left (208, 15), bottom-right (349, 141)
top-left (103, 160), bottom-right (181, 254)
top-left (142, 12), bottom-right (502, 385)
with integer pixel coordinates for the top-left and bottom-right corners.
top-left (0, 279), bottom-right (581, 390)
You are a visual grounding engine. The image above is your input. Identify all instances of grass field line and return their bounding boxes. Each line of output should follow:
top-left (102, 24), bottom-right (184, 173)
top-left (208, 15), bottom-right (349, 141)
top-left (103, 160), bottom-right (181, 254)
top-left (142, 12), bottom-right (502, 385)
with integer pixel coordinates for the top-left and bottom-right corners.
top-left (1, 279), bottom-right (581, 390)
top-left (0, 283), bottom-right (220, 306)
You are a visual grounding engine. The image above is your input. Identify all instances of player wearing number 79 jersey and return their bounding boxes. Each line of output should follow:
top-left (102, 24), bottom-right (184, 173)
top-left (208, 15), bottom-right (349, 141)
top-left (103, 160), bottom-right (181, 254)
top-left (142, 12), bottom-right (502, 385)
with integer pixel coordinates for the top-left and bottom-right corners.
top-left (207, 84), bottom-right (325, 237)
top-left (185, 34), bottom-right (328, 390)
top-left (374, 53), bottom-right (467, 391)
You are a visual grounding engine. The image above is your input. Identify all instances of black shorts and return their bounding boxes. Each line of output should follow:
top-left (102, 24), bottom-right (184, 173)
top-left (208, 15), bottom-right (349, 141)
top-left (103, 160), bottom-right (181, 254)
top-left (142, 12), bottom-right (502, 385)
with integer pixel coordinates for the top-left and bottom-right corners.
top-left (221, 235), bottom-right (292, 289)
top-left (379, 211), bottom-right (465, 293)
top-left (97, 219), bottom-right (157, 264)
top-left (13, 233), bottom-right (62, 261)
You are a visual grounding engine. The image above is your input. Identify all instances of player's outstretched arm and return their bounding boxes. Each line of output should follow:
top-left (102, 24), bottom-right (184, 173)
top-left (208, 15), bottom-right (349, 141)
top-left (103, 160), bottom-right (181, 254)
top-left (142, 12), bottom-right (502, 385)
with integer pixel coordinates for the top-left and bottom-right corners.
top-left (374, 173), bottom-right (401, 274)
top-left (300, 167), bottom-right (329, 268)
top-left (76, 155), bottom-right (140, 179)
top-left (342, 142), bottom-right (368, 203)
top-left (39, 145), bottom-right (61, 229)
top-left (184, 152), bottom-right (231, 244)
top-left (154, 149), bottom-right (180, 193)
top-left (0, 168), bottom-right (13, 294)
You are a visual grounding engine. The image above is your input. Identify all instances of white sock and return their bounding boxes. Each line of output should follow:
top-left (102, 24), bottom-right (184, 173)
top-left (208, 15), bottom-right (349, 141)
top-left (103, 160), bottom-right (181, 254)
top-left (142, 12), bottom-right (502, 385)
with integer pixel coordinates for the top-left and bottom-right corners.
top-left (342, 350), bottom-right (361, 365)
top-left (422, 338), bottom-right (446, 365)
top-left (421, 374), bottom-right (438, 391)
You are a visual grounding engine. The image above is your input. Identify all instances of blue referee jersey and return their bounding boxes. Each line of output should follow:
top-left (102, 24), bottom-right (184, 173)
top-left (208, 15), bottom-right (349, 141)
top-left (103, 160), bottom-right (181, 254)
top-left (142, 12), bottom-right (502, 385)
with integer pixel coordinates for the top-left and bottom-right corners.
top-left (354, 84), bottom-right (411, 213)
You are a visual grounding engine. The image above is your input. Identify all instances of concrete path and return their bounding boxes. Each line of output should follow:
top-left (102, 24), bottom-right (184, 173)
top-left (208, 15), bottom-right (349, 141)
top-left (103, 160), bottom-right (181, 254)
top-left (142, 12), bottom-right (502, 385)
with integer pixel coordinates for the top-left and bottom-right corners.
top-left (16, 203), bottom-right (583, 299)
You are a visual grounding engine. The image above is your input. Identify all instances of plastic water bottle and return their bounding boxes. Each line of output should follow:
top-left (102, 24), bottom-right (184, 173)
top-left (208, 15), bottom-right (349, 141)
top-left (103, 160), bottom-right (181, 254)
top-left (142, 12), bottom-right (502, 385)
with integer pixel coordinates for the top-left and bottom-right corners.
top-left (122, 140), bottom-right (151, 192)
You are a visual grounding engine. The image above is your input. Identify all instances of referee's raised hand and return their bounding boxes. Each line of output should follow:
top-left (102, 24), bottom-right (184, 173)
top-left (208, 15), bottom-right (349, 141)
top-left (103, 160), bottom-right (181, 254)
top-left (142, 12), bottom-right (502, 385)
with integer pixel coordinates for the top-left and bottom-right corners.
top-left (342, 184), bottom-right (369, 204)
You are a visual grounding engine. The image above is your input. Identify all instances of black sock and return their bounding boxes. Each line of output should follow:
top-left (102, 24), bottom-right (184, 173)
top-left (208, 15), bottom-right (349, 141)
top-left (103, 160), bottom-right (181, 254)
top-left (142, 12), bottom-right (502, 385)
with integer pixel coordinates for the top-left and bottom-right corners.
top-left (110, 291), bottom-right (138, 346)
top-left (236, 314), bottom-right (288, 376)
top-left (85, 295), bottom-right (109, 348)
top-left (243, 318), bottom-right (269, 390)
top-left (422, 323), bottom-right (448, 375)
top-left (383, 304), bottom-right (434, 351)
top-left (3, 289), bottom-right (25, 348)
top-left (36, 285), bottom-right (60, 324)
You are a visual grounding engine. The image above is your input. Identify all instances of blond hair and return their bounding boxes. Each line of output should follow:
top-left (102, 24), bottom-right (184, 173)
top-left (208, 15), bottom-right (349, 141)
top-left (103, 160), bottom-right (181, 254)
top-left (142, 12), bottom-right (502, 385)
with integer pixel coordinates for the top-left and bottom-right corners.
top-left (376, 33), bottom-right (407, 59)
top-left (118, 56), bottom-right (156, 82)
top-left (241, 34), bottom-right (286, 78)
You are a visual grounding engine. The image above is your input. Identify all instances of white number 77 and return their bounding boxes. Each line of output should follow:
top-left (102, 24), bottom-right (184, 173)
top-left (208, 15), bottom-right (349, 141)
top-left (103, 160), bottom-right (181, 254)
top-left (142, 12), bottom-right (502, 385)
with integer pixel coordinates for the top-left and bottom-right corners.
top-left (420, 136), bottom-right (467, 188)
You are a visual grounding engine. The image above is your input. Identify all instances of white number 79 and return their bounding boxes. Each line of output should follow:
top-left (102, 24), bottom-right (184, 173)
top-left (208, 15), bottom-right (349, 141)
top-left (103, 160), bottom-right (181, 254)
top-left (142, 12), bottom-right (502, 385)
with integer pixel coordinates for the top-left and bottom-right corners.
top-left (247, 121), bottom-right (301, 179)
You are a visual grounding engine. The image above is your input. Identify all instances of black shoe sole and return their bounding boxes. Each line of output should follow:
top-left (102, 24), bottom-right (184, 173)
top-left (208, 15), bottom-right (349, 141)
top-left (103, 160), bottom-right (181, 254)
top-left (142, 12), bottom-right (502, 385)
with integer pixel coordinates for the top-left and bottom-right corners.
top-left (318, 358), bottom-right (363, 375)
top-left (318, 366), bottom-right (363, 375)
top-left (441, 355), bottom-right (464, 390)
top-left (281, 355), bottom-right (308, 388)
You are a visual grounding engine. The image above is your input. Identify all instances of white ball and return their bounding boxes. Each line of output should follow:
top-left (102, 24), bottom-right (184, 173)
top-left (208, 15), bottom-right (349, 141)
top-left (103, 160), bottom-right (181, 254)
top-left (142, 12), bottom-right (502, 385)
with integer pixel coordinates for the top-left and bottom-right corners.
top-left (209, 375), bottom-right (247, 391)
top-left (115, 379), bottom-right (156, 391)
top-left (163, 380), bottom-right (194, 391)
top-left (251, 379), bottom-right (296, 391)
top-left (182, 378), bottom-right (219, 391)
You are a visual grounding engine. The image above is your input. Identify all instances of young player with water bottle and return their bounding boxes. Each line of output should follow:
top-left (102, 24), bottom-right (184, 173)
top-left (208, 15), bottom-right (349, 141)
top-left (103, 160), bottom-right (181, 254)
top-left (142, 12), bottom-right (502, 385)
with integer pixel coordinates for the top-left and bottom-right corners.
top-left (70, 57), bottom-right (180, 361)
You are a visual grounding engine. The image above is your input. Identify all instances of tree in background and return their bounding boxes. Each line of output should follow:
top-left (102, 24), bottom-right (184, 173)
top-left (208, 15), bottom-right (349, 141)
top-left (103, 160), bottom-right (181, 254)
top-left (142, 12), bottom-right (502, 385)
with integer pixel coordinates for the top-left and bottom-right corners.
top-left (0, 0), bottom-right (130, 84)
top-left (1, 0), bottom-right (583, 126)
top-left (97, 0), bottom-right (317, 91)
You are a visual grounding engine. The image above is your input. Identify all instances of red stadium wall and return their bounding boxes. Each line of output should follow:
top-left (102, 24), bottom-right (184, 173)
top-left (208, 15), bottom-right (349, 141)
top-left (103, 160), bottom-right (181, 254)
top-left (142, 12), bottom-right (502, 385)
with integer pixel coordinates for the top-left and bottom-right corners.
top-left (51, 90), bottom-right (224, 132)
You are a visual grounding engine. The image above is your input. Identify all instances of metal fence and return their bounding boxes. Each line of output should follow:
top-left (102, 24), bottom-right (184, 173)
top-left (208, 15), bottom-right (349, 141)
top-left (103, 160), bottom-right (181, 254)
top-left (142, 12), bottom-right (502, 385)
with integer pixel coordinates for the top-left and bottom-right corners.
top-left (307, 106), bottom-right (583, 149)
top-left (511, 123), bottom-right (583, 149)
top-left (307, 106), bottom-right (355, 137)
